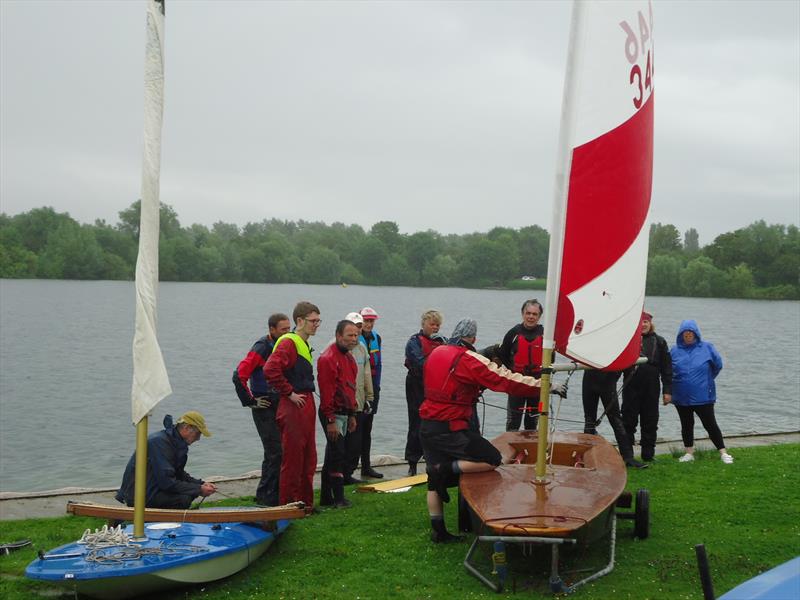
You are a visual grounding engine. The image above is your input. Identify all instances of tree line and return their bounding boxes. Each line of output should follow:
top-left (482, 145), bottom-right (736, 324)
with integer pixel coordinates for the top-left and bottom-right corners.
top-left (0, 203), bottom-right (797, 300)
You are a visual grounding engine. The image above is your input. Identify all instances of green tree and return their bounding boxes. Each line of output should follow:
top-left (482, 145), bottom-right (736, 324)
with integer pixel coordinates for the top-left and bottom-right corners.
top-left (381, 253), bottom-right (417, 286)
top-left (649, 223), bottom-right (682, 254)
top-left (421, 254), bottom-right (458, 287)
top-left (680, 256), bottom-right (727, 297)
top-left (684, 228), bottom-right (700, 254)
top-left (646, 254), bottom-right (683, 296)
top-left (304, 247), bottom-right (342, 284)
top-left (726, 263), bottom-right (755, 298)
top-left (370, 221), bottom-right (402, 254)
top-left (352, 237), bottom-right (389, 280)
top-left (117, 200), bottom-right (182, 240)
top-left (38, 221), bottom-right (106, 279)
top-left (405, 231), bottom-right (441, 274)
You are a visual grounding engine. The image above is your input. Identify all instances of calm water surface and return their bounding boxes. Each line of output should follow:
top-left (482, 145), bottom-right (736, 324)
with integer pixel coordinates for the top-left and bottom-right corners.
top-left (1, 279), bottom-right (798, 492)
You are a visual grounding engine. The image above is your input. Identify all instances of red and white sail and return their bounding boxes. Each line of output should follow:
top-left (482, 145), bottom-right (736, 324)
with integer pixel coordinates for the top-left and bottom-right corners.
top-left (132, 0), bottom-right (171, 423)
top-left (542, 0), bottom-right (655, 370)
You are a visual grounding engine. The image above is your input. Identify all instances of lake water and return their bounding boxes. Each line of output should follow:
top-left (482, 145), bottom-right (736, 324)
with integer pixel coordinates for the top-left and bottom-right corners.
top-left (1, 279), bottom-right (798, 493)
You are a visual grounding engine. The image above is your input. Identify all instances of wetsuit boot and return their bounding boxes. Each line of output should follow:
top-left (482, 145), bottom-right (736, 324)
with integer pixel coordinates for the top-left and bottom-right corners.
top-left (332, 476), bottom-right (351, 509)
top-left (430, 516), bottom-right (462, 543)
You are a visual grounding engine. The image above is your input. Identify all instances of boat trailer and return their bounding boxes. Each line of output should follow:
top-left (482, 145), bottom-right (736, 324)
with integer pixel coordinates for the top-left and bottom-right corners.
top-left (463, 489), bottom-right (649, 594)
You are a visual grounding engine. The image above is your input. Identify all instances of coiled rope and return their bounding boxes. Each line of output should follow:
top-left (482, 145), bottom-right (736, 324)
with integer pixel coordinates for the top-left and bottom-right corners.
top-left (76, 524), bottom-right (208, 564)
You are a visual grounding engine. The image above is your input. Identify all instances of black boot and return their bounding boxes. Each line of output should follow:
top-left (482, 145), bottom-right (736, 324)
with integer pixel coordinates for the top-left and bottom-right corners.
top-left (430, 517), bottom-right (463, 543)
top-left (361, 466), bottom-right (384, 479)
top-left (319, 471), bottom-right (333, 506)
top-left (332, 476), bottom-right (352, 509)
top-left (407, 462), bottom-right (417, 476)
top-left (624, 457), bottom-right (649, 469)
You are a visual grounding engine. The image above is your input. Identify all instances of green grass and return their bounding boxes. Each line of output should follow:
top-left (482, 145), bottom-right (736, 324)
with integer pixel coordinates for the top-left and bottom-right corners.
top-left (2, 444), bottom-right (799, 599)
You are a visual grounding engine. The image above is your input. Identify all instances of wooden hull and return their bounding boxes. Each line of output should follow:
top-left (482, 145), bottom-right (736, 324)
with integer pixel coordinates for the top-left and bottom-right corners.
top-left (26, 520), bottom-right (290, 599)
top-left (66, 501), bottom-right (306, 523)
top-left (459, 431), bottom-right (627, 540)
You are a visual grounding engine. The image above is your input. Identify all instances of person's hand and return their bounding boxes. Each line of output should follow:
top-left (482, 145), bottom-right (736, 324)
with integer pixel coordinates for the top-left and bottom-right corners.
top-left (200, 482), bottom-right (217, 497)
top-left (325, 421), bottom-right (340, 441)
top-left (348, 416), bottom-right (357, 433)
top-left (253, 396), bottom-right (271, 409)
top-left (663, 393), bottom-right (672, 405)
top-left (550, 382), bottom-right (568, 398)
top-left (289, 392), bottom-right (306, 408)
top-left (363, 401), bottom-right (373, 415)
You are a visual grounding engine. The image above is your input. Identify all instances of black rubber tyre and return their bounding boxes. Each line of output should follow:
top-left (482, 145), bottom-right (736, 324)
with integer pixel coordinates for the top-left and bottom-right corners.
top-left (616, 491), bottom-right (633, 508)
top-left (634, 488), bottom-right (650, 539)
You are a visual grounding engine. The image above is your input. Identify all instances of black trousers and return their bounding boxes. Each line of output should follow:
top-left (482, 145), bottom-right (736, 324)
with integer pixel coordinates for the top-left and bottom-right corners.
top-left (622, 371), bottom-right (661, 460)
top-left (582, 372), bottom-right (633, 460)
top-left (147, 491), bottom-right (195, 509)
top-left (404, 373), bottom-right (424, 464)
top-left (506, 395), bottom-right (539, 431)
top-left (674, 404), bottom-right (725, 449)
top-left (319, 411), bottom-right (348, 476)
top-left (345, 412), bottom-right (368, 474)
top-left (251, 406), bottom-right (282, 506)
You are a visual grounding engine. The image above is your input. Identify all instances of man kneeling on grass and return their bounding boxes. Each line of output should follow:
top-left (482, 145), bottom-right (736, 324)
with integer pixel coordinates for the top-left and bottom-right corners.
top-left (116, 411), bottom-right (217, 509)
top-left (420, 319), bottom-right (565, 543)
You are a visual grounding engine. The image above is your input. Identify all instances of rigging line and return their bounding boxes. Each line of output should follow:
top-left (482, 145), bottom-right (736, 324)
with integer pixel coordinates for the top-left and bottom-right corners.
top-left (593, 369), bottom-right (633, 428)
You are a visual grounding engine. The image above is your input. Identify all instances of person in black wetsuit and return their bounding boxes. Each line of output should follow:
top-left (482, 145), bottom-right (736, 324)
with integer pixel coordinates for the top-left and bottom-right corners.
top-left (622, 311), bottom-right (672, 462)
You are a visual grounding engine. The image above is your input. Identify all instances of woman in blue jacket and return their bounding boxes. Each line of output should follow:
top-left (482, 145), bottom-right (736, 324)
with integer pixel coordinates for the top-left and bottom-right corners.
top-left (668, 320), bottom-right (733, 464)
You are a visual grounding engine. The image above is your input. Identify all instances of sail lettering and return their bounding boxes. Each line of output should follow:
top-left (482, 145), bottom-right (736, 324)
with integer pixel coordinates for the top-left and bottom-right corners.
top-left (622, 7), bottom-right (655, 110)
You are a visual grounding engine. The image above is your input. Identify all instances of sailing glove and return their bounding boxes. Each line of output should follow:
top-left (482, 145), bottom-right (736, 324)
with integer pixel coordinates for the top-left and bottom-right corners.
top-left (550, 383), bottom-right (568, 398)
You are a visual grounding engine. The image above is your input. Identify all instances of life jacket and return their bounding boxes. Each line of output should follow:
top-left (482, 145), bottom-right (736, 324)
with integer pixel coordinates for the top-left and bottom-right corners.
top-left (420, 345), bottom-right (478, 431)
top-left (274, 332), bottom-right (315, 393)
top-left (360, 331), bottom-right (381, 373)
top-left (405, 333), bottom-right (444, 371)
top-left (249, 336), bottom-right (276, 396)
top-left (512, 332), bottom-right (543, 378)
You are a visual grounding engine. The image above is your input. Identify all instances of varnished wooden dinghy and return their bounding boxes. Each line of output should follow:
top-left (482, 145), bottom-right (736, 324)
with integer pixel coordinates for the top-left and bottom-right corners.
top-left (459, 430), bottom-right (626, 542)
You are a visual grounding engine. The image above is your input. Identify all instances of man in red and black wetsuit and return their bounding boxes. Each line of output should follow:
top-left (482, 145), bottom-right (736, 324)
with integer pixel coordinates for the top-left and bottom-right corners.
top-left (498, 299), bottom-right (544, 431)
top-left (317, 319), bottom-right (360, 508)
top-left (420, 318), bottom-right (565, 543)
top-left (404, 309), bottom-right (446, 476)
top-left (264, 301), bottom-right (321, 511)
top-left (232, 312), bottom-right (291, 506)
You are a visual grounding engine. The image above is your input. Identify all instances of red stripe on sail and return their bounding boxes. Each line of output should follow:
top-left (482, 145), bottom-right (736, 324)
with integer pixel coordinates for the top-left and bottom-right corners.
top-left (554, 94), bottom-right (654, 368)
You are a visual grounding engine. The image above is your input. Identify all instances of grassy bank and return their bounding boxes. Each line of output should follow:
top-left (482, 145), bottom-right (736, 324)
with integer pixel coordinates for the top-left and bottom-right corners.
top-left (2, 444), bottom-right (798, 599)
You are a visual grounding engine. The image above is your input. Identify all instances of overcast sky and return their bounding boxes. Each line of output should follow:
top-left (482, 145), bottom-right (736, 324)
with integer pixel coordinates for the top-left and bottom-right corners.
top-left (1, 0), bottom-right (798, 246)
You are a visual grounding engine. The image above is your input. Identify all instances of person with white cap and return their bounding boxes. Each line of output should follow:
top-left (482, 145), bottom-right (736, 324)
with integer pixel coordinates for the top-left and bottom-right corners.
top-left (341, 311), bottom-right (374, 484)
top-left (115, 412), bottom-right (217, 509)
top-left (356, 306), bottom-right (383, 479)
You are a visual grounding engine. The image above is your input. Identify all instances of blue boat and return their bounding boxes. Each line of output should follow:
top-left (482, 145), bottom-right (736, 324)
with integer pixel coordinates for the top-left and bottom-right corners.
top-left (25, 520), bottom-right (290, 599)
top-left (718, 556), bottom-right (800, 600)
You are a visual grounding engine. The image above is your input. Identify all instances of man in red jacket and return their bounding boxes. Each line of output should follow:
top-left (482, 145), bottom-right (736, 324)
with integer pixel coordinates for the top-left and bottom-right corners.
top-left (420, 318), bottom-right (563, 543)
top-left (263, 301), bottom-right (321, 510)
top-left (317, 319), bottom-right (360, 508)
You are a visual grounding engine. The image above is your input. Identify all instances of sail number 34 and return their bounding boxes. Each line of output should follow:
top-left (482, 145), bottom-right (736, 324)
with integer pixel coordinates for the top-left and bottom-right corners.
top-left (620, 1), bottom-right (654, 109)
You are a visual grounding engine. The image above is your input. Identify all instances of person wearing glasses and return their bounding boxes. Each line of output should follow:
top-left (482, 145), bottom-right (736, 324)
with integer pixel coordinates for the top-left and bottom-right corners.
top-left (115, 411), bottom-right (216, 509)
top-left (264, 301), bottom-right (322, 511)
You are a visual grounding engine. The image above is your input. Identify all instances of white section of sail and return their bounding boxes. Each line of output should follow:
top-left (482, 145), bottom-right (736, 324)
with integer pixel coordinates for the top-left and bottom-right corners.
top-left (132, 0), bottom-right (171, 424)
top-left (563, 221), bottom-right (649, 368)
top-left (571, 0), bottom-right (653, 148)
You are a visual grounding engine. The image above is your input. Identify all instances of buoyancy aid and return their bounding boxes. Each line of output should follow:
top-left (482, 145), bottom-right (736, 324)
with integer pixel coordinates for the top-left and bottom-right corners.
top-left (405, 333), bottom-right (444, 371)
top-left (420, 345), bottom-right (478, 431)
top-left (512, 332), bottom-right (543, 378)
top-left (274, 333), bottom-right (315, 393)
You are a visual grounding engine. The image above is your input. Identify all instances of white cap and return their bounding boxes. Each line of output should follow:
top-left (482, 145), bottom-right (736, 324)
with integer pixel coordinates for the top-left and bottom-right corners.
top-left (345, 312), bottom-right (364, 325)
top-left (360, 306), bottom-right (379, 319)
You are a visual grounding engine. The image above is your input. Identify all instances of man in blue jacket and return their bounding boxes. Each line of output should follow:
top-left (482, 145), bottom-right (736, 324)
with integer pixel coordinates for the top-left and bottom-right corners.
top-left (116, 412), bottom-right (217, 509)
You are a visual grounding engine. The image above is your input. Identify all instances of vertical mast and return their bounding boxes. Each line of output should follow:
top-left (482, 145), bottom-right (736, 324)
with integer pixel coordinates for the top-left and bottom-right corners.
top-left (535, 1), bottom-right (585, 481)
top-left (132, 0), bottom-right (171, 539)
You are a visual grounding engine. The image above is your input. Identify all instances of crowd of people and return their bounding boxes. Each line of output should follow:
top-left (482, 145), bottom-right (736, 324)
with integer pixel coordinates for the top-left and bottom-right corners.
top-left (116, 300), bottom-right (733, 541)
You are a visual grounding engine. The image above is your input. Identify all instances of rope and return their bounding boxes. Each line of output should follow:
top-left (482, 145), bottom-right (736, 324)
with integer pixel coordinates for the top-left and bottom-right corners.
top-left (78, 525), bottom-right (131, 548)
top-left (77, 524), bottom-right (209, 564)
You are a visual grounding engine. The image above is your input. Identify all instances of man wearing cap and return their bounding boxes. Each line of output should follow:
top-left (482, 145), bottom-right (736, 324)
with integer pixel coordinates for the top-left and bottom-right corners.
top-left (317, 319), bottom-right (361, 508)
top-left (341, 312), bottom-right (374, 485)
top-left (232, 312), bottom-right (291, 506)
top-left (264, 301), bottom-right (321, 509)
top-left (115, 412), bottom-right (217, 509)
top-left (357, 306), bottom-right (383, 479)
top-left (420, 319), bottom-right (560, 543)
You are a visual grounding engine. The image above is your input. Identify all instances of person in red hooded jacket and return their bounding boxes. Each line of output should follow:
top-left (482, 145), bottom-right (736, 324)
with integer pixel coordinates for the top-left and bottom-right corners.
top-left (420, 318), bottom-right (565, 543)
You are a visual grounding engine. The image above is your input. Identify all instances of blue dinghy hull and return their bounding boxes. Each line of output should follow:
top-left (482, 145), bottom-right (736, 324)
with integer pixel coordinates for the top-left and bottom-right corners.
top-left (25, 519), bottom-right (290, 599)
top-left (718, 556), bottom-right (800, 600)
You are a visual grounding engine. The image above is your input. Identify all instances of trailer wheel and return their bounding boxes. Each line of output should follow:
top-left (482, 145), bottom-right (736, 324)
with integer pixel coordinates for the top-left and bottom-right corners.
top-left (634, 488), bottom-right (650, 539)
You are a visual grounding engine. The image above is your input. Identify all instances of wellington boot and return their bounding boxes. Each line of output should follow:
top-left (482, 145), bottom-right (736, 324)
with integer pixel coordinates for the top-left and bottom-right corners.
top-left (431, 529), bottom-right (463, 544)
top-left (332, 476), bottom-right (350, 508)
top-left (319, 472), bottom-right (334, 506)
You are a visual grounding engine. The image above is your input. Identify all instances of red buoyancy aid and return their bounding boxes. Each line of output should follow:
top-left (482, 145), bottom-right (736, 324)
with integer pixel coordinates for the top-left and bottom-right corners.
top-left (513, 334), bottom-right (543, 380)
top-left (420, 345), bottom-right (478, 431)
top-left (405, 333), bottom-right (445, 372)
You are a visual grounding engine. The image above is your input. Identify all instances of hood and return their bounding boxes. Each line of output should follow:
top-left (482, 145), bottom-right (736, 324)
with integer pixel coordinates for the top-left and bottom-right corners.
top-left (676, 320), bottom-right (702, 347)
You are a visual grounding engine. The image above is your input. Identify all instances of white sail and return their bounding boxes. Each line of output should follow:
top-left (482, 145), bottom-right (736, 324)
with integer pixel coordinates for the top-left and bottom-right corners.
top-left (131, 0), bottom-right (171, 424)
top-left (542, 0), bottom-right (654, 370)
